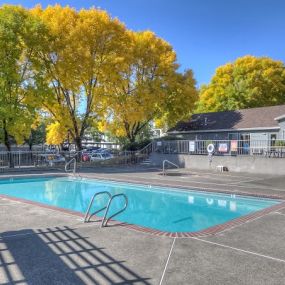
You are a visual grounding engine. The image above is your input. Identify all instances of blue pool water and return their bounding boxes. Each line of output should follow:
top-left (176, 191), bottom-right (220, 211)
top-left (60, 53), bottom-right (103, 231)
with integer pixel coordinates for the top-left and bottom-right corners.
top-left (0, 176), bottom-right (280, 233)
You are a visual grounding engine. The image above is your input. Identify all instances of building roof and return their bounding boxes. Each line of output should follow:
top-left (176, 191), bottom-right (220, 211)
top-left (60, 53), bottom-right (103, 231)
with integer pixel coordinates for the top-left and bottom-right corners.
top-left (168, 104), bottom-right (285, 133)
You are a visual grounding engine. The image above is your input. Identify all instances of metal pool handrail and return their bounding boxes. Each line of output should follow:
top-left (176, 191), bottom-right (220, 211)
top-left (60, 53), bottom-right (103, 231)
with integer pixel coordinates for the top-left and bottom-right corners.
top-left (65, 157), bottom-right (77, 174)
top-left (162, 159), bottom-right (179, 176)
top-left (84, 191), bottom-right (112, 223)
top-left (101, 193), bottom-right (128, 228)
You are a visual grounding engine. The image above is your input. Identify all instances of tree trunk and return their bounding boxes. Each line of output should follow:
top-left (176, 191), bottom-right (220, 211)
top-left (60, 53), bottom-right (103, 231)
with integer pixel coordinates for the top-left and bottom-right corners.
top-left (28, 133), bottom-right (33, 151)
top-left (74, 136), bottom-right (83, 151)
top-left (125, 121), bottom-right (148, 146)
top-left (128, 136), bottom-right (136, 144)
top-left (29, 144), bottom-right (32, 151)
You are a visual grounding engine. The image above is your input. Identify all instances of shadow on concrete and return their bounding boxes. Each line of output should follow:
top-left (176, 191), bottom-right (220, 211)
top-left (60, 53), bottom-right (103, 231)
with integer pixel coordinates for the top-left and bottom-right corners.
top-left (0, 226), bottom-right (151, 284)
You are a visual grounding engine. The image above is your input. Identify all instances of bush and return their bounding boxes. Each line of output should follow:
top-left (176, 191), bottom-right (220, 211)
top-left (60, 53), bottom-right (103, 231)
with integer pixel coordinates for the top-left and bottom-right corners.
top-left (122, 139), bottom-right (151, 151)
top-left (274, 140), bottom-right (285, 146)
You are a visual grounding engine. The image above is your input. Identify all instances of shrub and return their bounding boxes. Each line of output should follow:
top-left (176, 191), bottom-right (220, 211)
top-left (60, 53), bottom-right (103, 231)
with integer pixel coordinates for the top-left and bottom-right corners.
top-left (122, 139), bottom-right (151, 151)
top-left (274, 140), bottom-right (285, 146)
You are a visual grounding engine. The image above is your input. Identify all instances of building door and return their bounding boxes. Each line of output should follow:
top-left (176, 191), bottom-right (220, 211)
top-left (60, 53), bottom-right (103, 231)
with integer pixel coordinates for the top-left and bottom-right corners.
top-left (240, 133), bottom-right (250, 155)
top-left (270, 134), bottom-right (277, 147)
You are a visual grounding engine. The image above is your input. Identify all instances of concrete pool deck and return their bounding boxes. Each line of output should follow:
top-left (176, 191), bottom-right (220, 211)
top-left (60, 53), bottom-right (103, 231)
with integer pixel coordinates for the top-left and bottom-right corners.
top-left (1, 166), bottom-right (285, 284)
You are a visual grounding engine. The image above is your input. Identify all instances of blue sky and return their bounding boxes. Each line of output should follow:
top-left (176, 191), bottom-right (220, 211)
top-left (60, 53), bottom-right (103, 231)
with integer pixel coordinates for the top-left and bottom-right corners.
top-left (2, 0), bottom-right (285, 86)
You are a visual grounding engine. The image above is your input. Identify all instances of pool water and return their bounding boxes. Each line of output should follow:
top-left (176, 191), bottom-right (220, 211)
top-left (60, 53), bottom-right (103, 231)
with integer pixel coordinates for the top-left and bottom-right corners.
top-left (0, 176), bottom-right (280, 233)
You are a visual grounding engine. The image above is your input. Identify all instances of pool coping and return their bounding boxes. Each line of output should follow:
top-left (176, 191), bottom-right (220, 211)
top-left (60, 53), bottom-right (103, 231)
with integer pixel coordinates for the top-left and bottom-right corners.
top-left (1, 174), bottom-right (285, 238)
top-left (1, 172), bottom-right (283, 200)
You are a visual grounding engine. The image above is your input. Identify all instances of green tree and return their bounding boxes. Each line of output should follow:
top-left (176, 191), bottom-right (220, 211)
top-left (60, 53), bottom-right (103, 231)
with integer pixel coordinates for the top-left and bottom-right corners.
top-left (196, 55), bottom-right (285, 112)
top-left (0, 5), bottom-right (46, 155)
top-left (26, 122), bottom-right (46, 150)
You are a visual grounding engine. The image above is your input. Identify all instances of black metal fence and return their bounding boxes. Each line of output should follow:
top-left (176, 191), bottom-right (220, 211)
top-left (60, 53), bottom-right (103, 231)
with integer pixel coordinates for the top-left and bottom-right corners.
top-left (0, 145), bottom-right (154, 173)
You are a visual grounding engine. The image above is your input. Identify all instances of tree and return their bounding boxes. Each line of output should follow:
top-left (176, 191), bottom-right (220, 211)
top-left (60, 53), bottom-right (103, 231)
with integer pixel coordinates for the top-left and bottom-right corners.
top-left (26, 121), bottom-right (46, 150)
top-left (46, 122), bottom-right (68, 146)
top-left (0, 4), bottom-right (198, 152)
top-left (196, 55), bottom-right (285, 113)
top-left (0, 5), bottom-right (46, 154)
top-left (156, 69), bottom-right (198, 129)
top-left (100, 31), bottom-right (198, 144)
top-left (32, 5), bottom-right (127, 150)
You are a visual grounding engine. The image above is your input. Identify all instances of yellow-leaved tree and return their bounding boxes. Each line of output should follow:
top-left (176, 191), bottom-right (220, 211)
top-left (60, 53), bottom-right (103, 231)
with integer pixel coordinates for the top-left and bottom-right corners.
top-left (100, 31), bottom-right (198, 144)
top-left (32, 5), bottom-right (127, 149)
top-left (46, 122), bottom-right (68, 145)
top-left (196, 55), bottom-right (285, 112)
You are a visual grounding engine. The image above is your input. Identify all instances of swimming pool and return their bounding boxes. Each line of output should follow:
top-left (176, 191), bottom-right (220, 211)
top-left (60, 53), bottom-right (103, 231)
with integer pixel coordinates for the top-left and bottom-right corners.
top-left (0, 176), bottom-right (282, 234)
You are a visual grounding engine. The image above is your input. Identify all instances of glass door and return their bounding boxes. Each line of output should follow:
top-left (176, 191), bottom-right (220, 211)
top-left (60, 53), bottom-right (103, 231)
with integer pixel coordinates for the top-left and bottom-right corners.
top-left (240, 133), bottom-right (250, 155)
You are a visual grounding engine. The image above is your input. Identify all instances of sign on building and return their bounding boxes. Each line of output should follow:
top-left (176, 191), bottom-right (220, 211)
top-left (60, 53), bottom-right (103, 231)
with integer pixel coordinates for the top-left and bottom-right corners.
top-left (218, 143), bottom-right (228, 153)
top-left (189, 141), bottom-right (195, 152)
top-left (230, 140), bottom-right (238, 152)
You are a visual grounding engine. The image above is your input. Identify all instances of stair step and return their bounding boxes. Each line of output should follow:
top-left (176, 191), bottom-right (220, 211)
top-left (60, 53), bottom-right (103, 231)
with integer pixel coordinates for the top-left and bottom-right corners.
top-left (140, 159), bottom-right (151, 165)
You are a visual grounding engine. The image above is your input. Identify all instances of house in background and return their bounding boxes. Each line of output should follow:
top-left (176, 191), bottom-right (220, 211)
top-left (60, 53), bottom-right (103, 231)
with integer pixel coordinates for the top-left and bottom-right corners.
top-left (167, 105), bottom-right (285, 153)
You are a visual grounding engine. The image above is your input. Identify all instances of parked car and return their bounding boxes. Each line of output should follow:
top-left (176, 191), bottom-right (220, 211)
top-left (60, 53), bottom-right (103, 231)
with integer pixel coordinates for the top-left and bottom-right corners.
top-left (86, 147), bottom-right (101, 153)
top-left (90, 152), bottom-right (113, 161)
top-left (94, 148), bottom-right (113, 155)
top-left (38, 154), bottom-right (66, 166)
top-left (81, 152), bottom-right (90, 162)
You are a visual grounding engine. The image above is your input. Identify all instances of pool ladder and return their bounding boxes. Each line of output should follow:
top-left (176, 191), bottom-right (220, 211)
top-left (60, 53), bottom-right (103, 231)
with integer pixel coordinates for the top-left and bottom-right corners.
top-left (84, 191), bottom-right (128, 227)
top-left (162, 159), bottom-right (179, 176)
top-left (65, 158), bottom-right (77, 175)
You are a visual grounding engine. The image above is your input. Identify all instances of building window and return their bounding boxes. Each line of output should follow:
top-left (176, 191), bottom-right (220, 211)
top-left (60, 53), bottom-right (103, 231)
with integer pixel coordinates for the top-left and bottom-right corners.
top-left (240, 133), bottom-right (250, 141)
top-left (228, 133), bottom-right (239, 140)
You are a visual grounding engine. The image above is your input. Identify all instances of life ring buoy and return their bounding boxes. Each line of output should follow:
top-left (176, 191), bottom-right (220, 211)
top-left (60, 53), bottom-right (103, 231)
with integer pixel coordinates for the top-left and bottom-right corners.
top-left (207, 144), bottom-right (215, 154)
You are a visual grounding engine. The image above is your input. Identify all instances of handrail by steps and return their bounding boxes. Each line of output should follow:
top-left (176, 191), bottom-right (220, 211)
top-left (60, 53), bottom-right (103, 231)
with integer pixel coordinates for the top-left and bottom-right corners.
top-left (136, 142), bottom-right (154, 155)
top-left (101, 193), bottom-right (128, 227)
top-left (162, 159), bottom-right (179, 176)
top-left (65, 157), bottom-right (77, 174)
top-left (84, 191), bottom-right (112, 223)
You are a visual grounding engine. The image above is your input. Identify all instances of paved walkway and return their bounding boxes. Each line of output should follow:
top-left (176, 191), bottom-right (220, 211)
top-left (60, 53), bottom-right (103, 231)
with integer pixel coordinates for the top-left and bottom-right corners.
top-left (0, 167), bottom-right (285, 284)
top-left (79, 166), bottom-right (285, 198)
